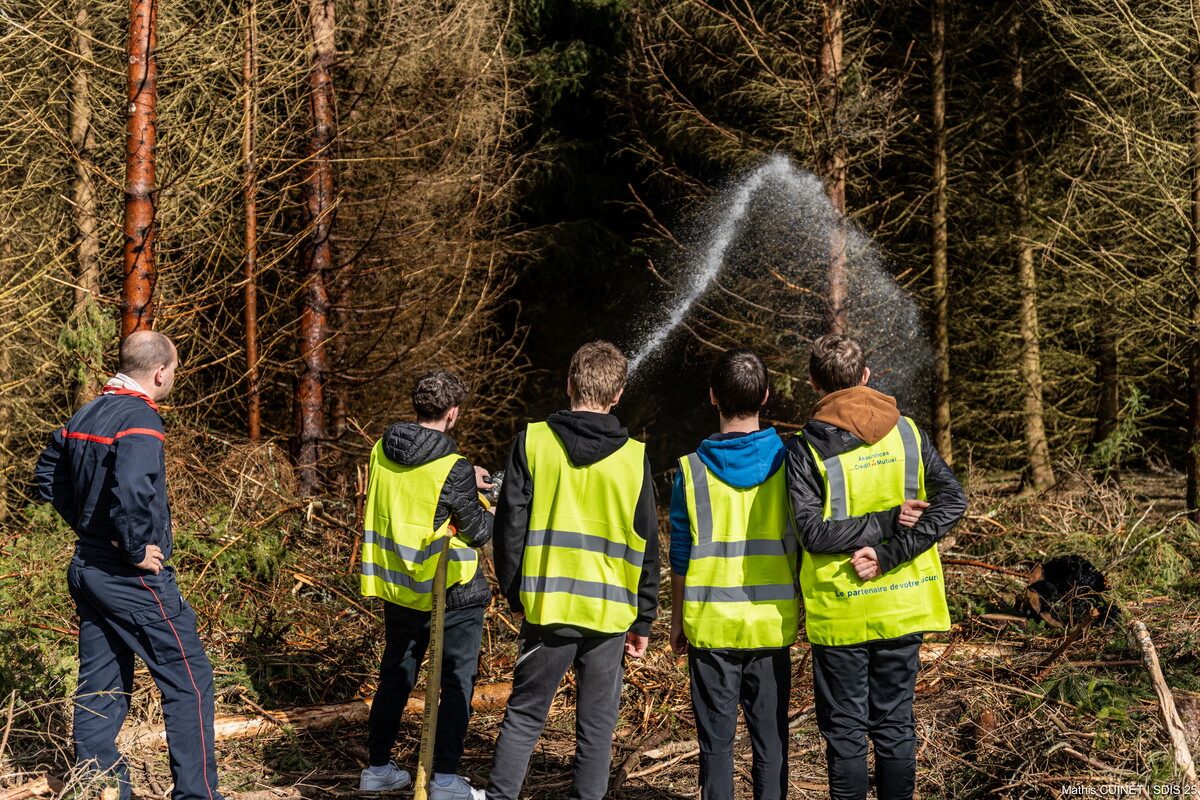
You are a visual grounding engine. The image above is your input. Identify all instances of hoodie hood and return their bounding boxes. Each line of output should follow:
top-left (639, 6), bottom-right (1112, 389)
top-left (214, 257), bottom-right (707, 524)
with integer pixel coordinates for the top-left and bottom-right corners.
top-left (809, 386), bottom-right (900, 446)
top-left (696, 427), bottom-right (785, 488)
top-left (546, 410), bottom-right (630, 467)
top-left (382, 421), bottom-right (458, 466)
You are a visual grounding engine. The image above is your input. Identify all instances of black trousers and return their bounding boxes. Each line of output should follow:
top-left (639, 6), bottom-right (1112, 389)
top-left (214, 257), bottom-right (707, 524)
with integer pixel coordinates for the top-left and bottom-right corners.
top-left (68, 556), bottom-right (224, 800)
top-left (810, 633), bottom-right (923, 800)
top-left (688, 647), bottom-right (790, 800)
top-left (366, 602), bottom-right (485, 773)
top-left (486, 626), bottom-right (625, 800)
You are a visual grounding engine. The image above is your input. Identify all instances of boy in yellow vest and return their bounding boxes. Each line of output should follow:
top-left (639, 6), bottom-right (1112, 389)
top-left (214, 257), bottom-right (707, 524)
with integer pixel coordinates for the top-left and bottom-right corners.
top-left (787, 334), bottom-right (966, 800)
top-left (669, 347), bottom-right (797, 800)
top-left (358, 370), bottom-right (495, 800)
top-left (487, 341), bottom-right (659, 800)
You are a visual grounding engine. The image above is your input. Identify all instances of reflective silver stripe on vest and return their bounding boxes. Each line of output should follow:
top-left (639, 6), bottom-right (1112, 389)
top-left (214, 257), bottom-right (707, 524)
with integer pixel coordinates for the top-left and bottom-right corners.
top-left (683, 583), bottom-right (797, 603)
top-left (526, 529), bottom-right (644, 568)
top-left (687, 452), bottom-right (713, 545)
top-left (897, 418), bottom-right (921, 500)
top-left (364, 529), bottom-right (477, 565)
top-left (521, 575), bottom-right (637, 607)
top-left (691, 538), bottom-right (795, 559)
top-left (362, 560), bottom-right (435, 593)
top-left (824, 454), bottom-right (849, 520)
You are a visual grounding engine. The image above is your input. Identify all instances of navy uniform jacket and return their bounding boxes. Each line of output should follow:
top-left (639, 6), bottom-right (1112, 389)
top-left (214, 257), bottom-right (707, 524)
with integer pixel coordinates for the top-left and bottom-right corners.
top-left (36, 387), bottom-right (171, 566)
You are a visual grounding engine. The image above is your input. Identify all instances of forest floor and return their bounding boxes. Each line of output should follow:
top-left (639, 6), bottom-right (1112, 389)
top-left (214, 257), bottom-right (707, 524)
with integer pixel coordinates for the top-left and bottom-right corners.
top-left (1, 436), bottom-right (1198, 799)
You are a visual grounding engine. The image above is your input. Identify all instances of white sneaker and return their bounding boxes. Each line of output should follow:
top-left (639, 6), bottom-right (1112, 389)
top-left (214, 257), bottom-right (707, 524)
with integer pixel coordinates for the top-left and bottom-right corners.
top-left (359, 762), bottom-right (413, 792)
top-left (428, 775), bottom-right (485, 800)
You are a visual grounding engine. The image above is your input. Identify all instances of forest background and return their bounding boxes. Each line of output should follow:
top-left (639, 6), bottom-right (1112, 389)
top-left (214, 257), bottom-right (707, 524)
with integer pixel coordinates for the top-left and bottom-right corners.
top-left (3, 0), bottom-right (1200, 796)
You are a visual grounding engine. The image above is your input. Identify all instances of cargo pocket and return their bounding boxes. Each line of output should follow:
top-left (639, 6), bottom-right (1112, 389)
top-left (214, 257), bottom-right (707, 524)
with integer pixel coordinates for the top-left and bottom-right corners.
top-left (130, 592), bottom-right (202, 666)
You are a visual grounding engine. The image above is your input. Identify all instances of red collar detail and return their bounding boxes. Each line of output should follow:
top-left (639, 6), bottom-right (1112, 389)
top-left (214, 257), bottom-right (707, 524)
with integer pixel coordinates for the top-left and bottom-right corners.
top-left (102, 385), bottom-right (160, 412)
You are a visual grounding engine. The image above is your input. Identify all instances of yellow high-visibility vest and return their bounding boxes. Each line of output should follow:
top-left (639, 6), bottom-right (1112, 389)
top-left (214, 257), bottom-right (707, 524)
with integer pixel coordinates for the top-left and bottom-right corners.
top-left (520, 422), bottom-right (646, 634)
top-left (360, 440), bottom-right (479, 611)
top-left (801, 417), bottom-right (950, 646)
top-left (678, 453), bottom-right (798, 649)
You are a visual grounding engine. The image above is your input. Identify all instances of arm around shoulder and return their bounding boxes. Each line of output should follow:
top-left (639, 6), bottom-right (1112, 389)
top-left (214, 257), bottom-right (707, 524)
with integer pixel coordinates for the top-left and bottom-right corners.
top-left (786, 439), bottom-right (901, 554)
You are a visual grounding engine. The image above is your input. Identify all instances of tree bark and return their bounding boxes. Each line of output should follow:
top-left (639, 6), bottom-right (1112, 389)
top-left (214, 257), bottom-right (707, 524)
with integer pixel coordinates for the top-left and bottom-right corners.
top-left (1009, 10), bottom-right (1054, 490)
top-left (295, 0), bottom-right (337, 496)
top-left (244, 0), bottom-right (261, 443)
top-left (70, 0), bottom-right (102, 406)
top-left (930, 0), bottom-right (953, 465)
top-left (121, 0), bottom-right (157, 337)
top-left (1188, 7), bottom-right (1200, 524)
top-left (820, 0), bottom-right (848, 334)
top-left (1091, 317), bottom-right (1119, 448)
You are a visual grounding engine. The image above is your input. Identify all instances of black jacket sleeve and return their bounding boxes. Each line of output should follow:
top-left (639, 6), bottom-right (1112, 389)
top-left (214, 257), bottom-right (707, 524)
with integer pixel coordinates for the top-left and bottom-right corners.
top-left (35, 429), bottom-right (77, 528)
top-left (438, 458), bottom-right (493, 547)
top-left (873, 428), bottom-right (967, 574)
top-left (109, 424), bottom-right (166, 564)
top-left (630, 454), bottom-right (660, 637)
top-left (786, 438), bottom-right (901, 553)
top-left (493, 430), bottom-right (531, 612)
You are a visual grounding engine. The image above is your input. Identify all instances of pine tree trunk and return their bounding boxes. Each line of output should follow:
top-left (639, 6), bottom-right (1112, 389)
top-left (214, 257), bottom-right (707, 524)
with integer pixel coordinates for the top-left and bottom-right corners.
top-left (820, 0), bottom-right (848, 334)
top-left (295, 0), bottom-right (337, 496)
top-left (1009, 10), bottom-right (1054, 490)
top-left (930, 0), bottom-right (952, 464)
top-left (122, 0), bottom-right (157, 337)
top-left (70, 0), bottom-right (102, 407)
top-left (1091, 319), bottom-right (1119, 448)
top-left (1188, 22), bottom-right (1200, 523)
top-left (244, 0), bottom-right (261, 443)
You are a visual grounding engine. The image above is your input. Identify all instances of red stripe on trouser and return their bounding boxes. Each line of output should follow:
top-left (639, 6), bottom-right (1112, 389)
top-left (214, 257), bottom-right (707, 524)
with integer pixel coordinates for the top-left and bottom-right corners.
top-left (139, 577), bottom-right (216, 800)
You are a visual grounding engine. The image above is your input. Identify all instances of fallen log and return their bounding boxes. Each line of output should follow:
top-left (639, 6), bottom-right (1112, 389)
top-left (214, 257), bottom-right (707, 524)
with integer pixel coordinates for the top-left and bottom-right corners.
top-left (119, 682), bottom-right (512, 750)
top-left (0, 774), bottom-right (64, 800)
top-left (1131, 620), bottom-right (1199, 789)
top-left (919, 642), bottom-right (1020, 661)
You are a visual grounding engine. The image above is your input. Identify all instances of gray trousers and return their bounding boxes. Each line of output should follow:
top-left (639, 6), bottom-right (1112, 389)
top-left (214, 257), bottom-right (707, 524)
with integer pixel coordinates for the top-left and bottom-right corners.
top-left (487, 626), bottom-right (625, 800)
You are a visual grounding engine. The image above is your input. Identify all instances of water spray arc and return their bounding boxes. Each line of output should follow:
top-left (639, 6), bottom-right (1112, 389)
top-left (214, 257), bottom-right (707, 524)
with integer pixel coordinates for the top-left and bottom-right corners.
top-left (628, 154), bottom-right (932, 415)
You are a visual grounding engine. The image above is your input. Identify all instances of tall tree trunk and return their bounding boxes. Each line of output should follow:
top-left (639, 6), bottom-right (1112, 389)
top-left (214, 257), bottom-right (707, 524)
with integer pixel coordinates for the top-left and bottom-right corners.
top-left (820, 0), bottom-right (848, 334)
top-left (1188, 6), bottom-right (1200, 523)
top-left (70, 0), bottom-right (102, 407)
top-left (1009, 9), bottom-right (1054, 490)
top-left (930, 0), bottom-right (953, 464)
top-left (1091, 317), bottom-right (1119, 448)
top-left (295, 0), bottom-right (337, 496)
top-left (244, 0), bottom-right (261, 443)
top-left (122, 0), bottom-right (157, 337)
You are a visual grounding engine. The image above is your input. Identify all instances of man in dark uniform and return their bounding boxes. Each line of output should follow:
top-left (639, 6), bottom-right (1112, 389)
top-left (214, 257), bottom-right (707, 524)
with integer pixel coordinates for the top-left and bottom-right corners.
top-left (36, 331), bottom-right (225, 800)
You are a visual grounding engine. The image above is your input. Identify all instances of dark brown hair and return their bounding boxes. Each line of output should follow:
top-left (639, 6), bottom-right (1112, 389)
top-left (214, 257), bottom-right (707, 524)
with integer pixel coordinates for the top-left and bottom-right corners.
top-left (412, 369), bottom-right (468, 421)
top-left (809, 334), bottom-right (866, 393)
top-left (710, 347), bottom-right (768, 419)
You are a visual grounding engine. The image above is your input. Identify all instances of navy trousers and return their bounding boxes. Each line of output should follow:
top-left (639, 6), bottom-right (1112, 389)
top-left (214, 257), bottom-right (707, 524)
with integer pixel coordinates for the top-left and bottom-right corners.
top-left (68, 555), bottom-right (223, 800)
top-left (810, 633), bottom-right (923, 800)
top-left (688, 647), bottom-right (791, 800)
top-left (366, 602), bottom-right (486, 773)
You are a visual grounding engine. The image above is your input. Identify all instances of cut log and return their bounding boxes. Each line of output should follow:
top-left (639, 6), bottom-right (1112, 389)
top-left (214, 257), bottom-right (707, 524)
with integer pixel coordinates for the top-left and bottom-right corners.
top-left (119, 683), bottom-right (512, 750)
top-left (1131, 621), bottom-right (1199, 788)
top-left (919, 642), bottom-right (1020, 661)
top-left (0, 775), bottom-right (64, 800)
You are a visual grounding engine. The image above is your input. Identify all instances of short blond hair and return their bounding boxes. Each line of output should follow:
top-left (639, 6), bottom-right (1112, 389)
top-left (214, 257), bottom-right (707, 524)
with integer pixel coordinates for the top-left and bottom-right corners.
top-left (568, 341), bottom-right (627, 408)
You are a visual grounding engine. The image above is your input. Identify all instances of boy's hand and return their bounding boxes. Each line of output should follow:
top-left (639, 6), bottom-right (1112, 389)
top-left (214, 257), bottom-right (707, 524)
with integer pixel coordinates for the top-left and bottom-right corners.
top-left (851, 547), bottom-right (881, 581)
top-left (474, 466), bottom-right (492, 490)
top-left (669, 620), bottom-right (689, 655)
top-left (625, 632), bottom-right (649, 658)
top-left (898, 499), bottom-right (930, 528)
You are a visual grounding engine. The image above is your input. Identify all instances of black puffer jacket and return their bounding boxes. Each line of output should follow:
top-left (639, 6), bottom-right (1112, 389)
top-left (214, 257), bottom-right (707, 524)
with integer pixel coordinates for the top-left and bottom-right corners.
top-left (493, 410), bottom-right (659, 637)
top-left (381, 422), bottom-right (493, 609)
top-left (786, 417), bottom-right (966, 575)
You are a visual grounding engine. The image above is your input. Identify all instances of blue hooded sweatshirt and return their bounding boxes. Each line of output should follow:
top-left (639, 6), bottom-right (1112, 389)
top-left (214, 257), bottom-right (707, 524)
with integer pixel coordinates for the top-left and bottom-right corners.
top-left (669, 427), bottom-right (786, 574)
